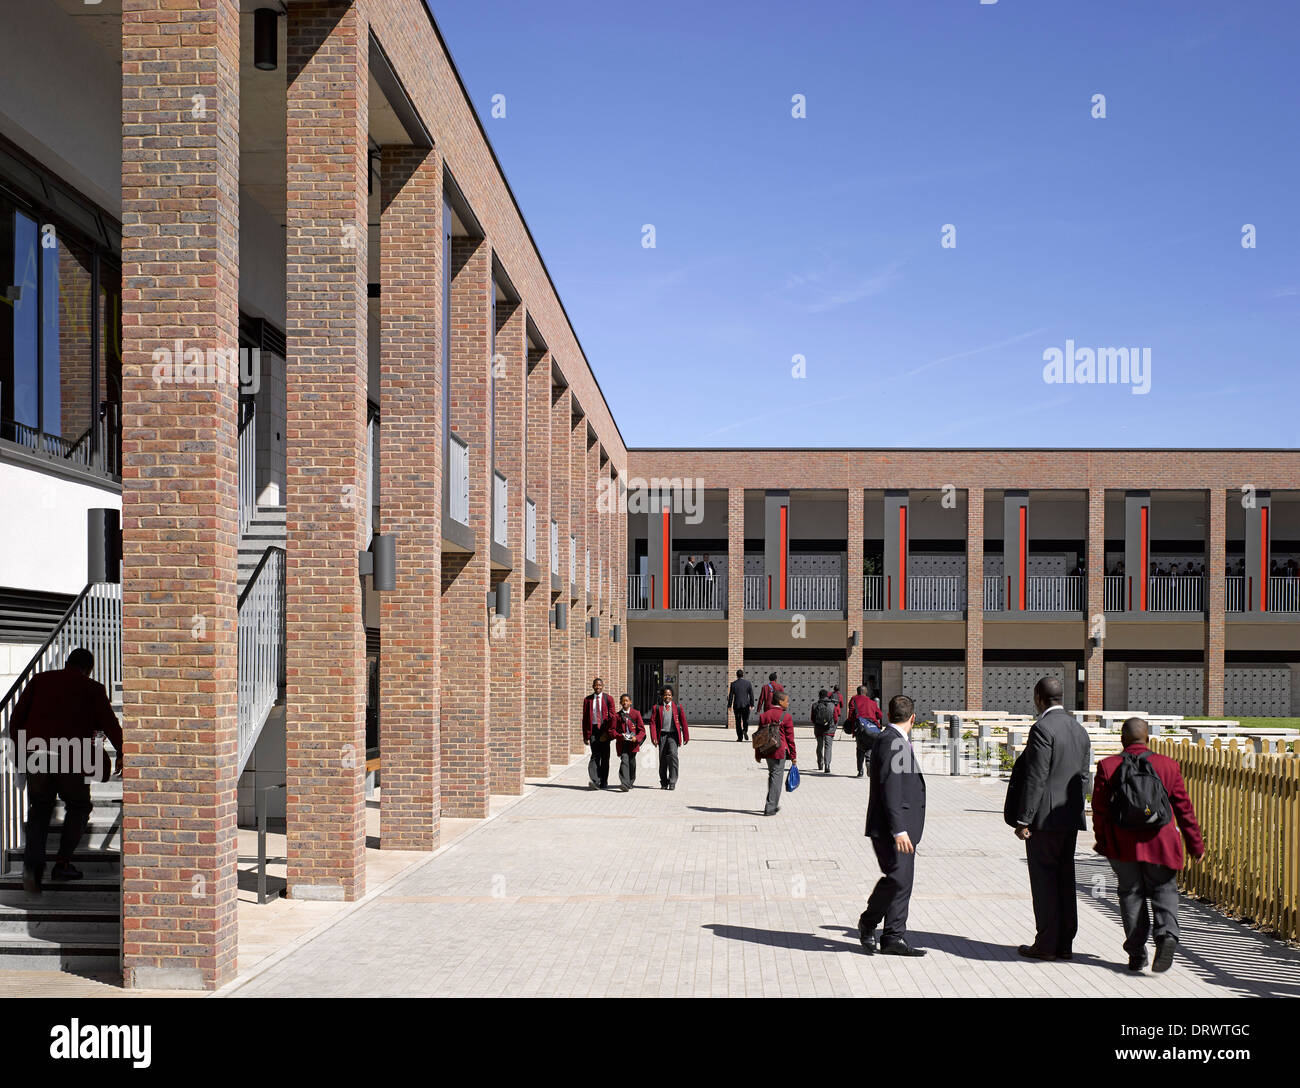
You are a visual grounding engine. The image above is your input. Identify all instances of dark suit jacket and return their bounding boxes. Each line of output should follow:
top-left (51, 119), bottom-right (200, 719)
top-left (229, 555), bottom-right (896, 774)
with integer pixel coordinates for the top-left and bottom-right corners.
top-left (865, 727), bottom-right (926, 842)
top-left (1008, 707), bottom-right (1091, 831)
top-left (727, 678), bottom-right (754, 710)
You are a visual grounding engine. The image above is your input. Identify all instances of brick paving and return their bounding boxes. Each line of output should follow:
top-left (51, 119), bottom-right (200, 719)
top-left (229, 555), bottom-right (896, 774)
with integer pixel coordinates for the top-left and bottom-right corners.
top-left (223, 725), bottom-right (1300, 998)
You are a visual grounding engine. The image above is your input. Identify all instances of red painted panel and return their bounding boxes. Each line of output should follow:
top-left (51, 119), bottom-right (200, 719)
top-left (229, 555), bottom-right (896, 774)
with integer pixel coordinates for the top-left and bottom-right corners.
top-left (1139, 505), bottom-right (1148, 611)
top-left (661, 508), bottom-right (670, 609)
top-left (1261, 505), bottom-right (1269, 611)
top-left (779, 505), bottom-right (788, 610)
top-left (1018, 505), bottom-right (1027, 611)
top-left (898, 505), bottom-right (907, 611)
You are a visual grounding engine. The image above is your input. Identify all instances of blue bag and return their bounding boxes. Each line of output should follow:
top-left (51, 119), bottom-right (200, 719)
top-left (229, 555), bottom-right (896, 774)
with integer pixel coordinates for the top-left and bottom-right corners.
top-left (786, 763), bottom-right (800, 792)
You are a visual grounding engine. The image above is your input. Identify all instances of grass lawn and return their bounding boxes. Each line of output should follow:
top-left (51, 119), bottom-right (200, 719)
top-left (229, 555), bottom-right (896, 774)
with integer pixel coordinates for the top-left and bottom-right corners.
top-left (1185, 716), bottom-right (1300, 730)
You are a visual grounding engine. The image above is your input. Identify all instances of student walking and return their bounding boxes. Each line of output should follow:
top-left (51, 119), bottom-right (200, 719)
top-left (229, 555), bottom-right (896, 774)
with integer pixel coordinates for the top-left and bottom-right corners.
top-left (1005, 676), bottom-right (1091, 961)
top-left (612, 693), bottom-right (648, 792)
top-left (756, 672), bottom-right (784, 715)
top-left (847, 684), bottom-right (883, 778)
top-left (859, 695), bottom-right (927, 956)
top-left (582, 678), bottom-right (616, 790)
top-left (649, 686), bottom-right (690, 790)
top-left (727, 669), bottom-right (754, 742)
top-left (12, 648), bottom-right (122, 893)
top-left (754, 691), bottom-right (796, 816)
top-left (1092, 717), bottom-right (1204, 972)
top-left (811, 689), bottom-right (838, 774)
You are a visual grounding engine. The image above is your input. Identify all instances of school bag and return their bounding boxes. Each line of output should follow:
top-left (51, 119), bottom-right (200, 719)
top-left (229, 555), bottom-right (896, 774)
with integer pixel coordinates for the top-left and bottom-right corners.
top-left (1110, 751), bottom-right (1173, 830)
top-left (753, 717), bottom-right (782, 757)
top-left (811, 699), bottom-right (835, 729)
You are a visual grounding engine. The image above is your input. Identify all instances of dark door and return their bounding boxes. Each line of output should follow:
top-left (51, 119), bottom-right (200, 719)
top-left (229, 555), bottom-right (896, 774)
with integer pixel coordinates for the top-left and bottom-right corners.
top-left (634, 657), bottom-right (662, 717)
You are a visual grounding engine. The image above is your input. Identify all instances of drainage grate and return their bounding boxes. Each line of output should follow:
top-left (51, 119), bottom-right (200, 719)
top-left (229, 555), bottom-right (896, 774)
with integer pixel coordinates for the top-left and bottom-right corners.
top-left (691, 824), bottom-right (757, 833)
top-left (766, 859), bottom-right (839, 870)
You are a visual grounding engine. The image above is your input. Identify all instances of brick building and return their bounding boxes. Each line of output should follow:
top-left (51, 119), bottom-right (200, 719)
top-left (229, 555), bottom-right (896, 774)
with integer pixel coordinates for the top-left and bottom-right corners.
top-left (0, 1), bottom-right (1295, 991)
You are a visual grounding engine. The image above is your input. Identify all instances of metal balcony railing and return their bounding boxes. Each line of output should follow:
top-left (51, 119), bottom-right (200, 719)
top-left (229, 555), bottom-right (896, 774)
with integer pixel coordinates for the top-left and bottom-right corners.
top-left (788, 574), bottom-right (840, 611)
top-left (1026, 574), bottom-right (1083, 612)
top-left (238, 547), bottom-right (285, 774)
top-left (448, 433), bottom-right (469, 526)
top-left (525, 498), bottom-right (536, 563)
top-left (1268, 577), bottom-right (1300, 613)
top-left (745, 575), bottom-right (767, 611)
top-left (983, 575), bottom-right (1004, 611)
top-left (863, 575), bottom-right (883, 610)
top-left (1226, 576), bottom-right (1243, 613)
top-left (492, 471), bottom-right (508, 548)
top-left (1105, 575), bottom-right (1124, 612)
top-left (238, 397), bottom-right (256, 538)
top-left (1147, 575), bottom-right (1203, 612)
top-left (671, 574), bottom-right (723, 610)
top-left (628, 574), bottom-right (648, 610)
top-left (907, 575), bottom-right (964, 612)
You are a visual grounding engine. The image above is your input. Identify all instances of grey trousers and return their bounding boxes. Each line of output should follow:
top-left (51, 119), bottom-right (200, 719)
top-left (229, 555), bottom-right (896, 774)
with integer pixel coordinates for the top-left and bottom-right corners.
top-left (659, 735), bottom-right (679, 787)
top-left (619, 751), bottom-right (638, 790)
top-left (1110, 859), bottom-right (1181, 952)
top-left (816, 731), bottom-right (835, 771)
top-left (764, 758), bottom-right (788, 814)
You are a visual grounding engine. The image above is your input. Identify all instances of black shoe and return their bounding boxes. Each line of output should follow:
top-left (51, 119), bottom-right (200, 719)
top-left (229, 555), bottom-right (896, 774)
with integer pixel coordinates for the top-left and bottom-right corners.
top-left (589, 783), bottom-right (599, 790)
top-left (857, 915), bottom-right (879, 954)
top-left (668, 784), bottom-right (676, 791)
top-left (22, 866), bottom-right (42, 895)
top-left (1057, 949), bottom-right (1074, 961)
top-left (824, 769), bottom-right (831, 775)
top-left (880, 939), bottom-right (926, 957)
top-left (1127, 951), bottom-right (1149, 972)
top-left (816, 763), bottom-right (823, 771)
top-left (1152, 936), bottom-right (1177, 973)
top-left (661, 784), bottom-right (669, 790)
top-left (50, 862), bottom-right (83, 882)
top-left (856, 771), bottom-right (864, 778)
top-left (620, 785), bottom-right (630, 793)
top-left (1017, 944), bottom-right (1057, 961)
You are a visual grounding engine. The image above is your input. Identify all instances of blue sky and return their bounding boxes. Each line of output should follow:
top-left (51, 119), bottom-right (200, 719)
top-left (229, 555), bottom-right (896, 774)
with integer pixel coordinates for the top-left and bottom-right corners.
top-left (429, 0), bottom-right (1300, 449)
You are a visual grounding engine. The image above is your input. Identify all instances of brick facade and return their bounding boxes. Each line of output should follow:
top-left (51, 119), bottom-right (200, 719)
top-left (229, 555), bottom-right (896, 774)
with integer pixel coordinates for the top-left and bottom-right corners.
top-left (120, 0), bottom-right (241, 991)
top-left (964, 488), bottom-right (984, 710)
top-left (1204, 493), bottom-right (1227, 715)
top-left (524, 349), bottom-right (552, 775)
top-left (845, 488), bottom-right (864, 686)
top-left (727, 488), bottom-right (745, 681)
top-left (378, 146), bottom-right (443, 850)
top-left (489, 295), bottom-right (526, 795)
top-left (1085, 485), bottom-right (1105, 709)
top-left (569, 411), bottom-right (589, 754)
top-left (549, 386), bottom-right (572, 765)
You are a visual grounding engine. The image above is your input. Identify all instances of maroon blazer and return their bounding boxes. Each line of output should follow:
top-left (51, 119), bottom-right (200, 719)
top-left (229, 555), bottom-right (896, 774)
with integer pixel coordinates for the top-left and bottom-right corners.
top-left (649, 702), bottom-right (689, 745)
top-left (1092, 743), bottom-right (1205, 870)
top-left (582, 692), bottom-right (616, 743)
top-left (10, 667), bottom-right (123, 753)
top-left (611, 709), bottom-right (646, 755)
top-left (755, 708), bottom-right (797, 763)
top-left (756, 681), bottom-right (785, 714)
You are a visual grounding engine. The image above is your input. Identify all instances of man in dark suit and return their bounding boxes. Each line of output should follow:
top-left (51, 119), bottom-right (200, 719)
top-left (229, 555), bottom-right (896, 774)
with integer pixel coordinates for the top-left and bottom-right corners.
top-left (727, 669), bottom-right (754, 742)
top-left (1008, 676), bottom-right (1092, 960)
top-left (582, 678), bottom-right (616, 789)
top-left (1093, 717), bottom-right (1204, 972)
top-left (858, 694), bottom-right (927, 957)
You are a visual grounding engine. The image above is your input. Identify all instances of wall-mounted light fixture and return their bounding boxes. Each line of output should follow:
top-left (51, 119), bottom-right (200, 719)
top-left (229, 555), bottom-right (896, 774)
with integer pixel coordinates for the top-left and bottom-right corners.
top-left (358, 534), bottom-right (395, 591)
top-left (488, 582), bottom-right (512, 619)
top-left (612, 624), bottom-right (622, 643)
top-left (553, 602), bottom-right (568, 631)
top-left (849, 630), bottom-right (860, 648)
top-left (87, 508), bottom-right (121, 585)
top-left (254, 8), bottom-right (279, 71)
top-left (588, 617), bottom-right (600, 639)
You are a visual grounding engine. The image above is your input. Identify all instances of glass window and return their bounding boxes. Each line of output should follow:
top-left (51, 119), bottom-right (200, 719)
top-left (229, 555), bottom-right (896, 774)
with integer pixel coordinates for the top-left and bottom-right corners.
top-left (5, 210), bottom-right (40, 435)
top-left (441, 197), bottom-right (451, 446)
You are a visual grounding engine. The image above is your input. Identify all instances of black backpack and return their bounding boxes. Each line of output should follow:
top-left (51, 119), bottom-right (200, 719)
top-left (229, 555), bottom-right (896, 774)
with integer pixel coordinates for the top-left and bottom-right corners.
top-left (1110, 751), bottom-right (1172, 830)
top-left (811, 699), bottom-right (835, 728)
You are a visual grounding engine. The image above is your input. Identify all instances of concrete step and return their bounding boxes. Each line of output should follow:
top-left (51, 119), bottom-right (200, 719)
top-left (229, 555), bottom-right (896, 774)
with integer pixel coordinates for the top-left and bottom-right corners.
top-left (0, 871), bottom-right (118, 893)
top-left (0, 931), bottom-right (118, 972)
top-left (0, 902), bottom-right (119, 940)
top-left (5, 849), bottom-right (120, 876)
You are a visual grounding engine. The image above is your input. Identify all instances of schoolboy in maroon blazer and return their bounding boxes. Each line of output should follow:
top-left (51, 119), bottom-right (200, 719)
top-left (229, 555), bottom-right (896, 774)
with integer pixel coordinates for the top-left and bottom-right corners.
top-left (612, 693), bottom-right (646, 792)
top-left (582, 678), bottom-right (616, 790)
top-left (649, 687), bottom-right (689, 790)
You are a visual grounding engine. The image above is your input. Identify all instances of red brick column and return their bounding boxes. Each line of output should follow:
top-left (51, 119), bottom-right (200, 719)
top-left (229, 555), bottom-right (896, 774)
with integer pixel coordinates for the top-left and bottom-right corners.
top-left (120, 0), bottom-right (241, 991)
top-left (965, 487), bottom-right (985, 710)
top-left (378, 146), bottom-right (442, 850)
top-left (569, 412), bottom-right (589, 754)
top-left (845, 488), bottom-right (863, 684)
top-left (727, 488), bottom-right (745, 682)
top-left (1204, 492), bottom-right (1226, 715)
top-left (285, 0), bottom-right (370, 900)
top-left (440, 234), bottom-right (493, 817)
top-left (490, 297), bottom-right (526, 794)
top-left (549, 386), bottom-right (572, 765)
top-left (1085, 486), bottom-right (1106, 710)
top-left (524, 348), bottom-right (552, 775)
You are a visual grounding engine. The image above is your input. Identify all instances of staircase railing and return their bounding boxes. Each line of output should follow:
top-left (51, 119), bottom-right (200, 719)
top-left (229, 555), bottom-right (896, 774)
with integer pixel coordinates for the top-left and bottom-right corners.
top-left (238, 546), bottom-right (286, 775)
top-left (238, 396), bottom-right (256, 538)
top-left (1, 583), bottom-right (122, 872)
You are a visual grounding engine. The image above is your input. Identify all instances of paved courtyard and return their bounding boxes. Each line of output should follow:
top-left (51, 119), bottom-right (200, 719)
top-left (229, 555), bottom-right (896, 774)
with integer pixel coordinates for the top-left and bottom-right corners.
top-left (222, 725), bottom-right (1300, 998)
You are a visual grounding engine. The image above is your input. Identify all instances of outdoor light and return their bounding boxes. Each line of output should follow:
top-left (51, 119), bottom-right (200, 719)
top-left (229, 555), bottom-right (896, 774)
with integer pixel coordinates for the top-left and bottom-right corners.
top-left (849, 629), bottom-right (860, 648)
top-left (553, 602), bottom-right (568, 630)
top-left (87, 508), bottom-right (121, 585)
top-left (612, 624), bottom-right (621, 643)
top-left (489, 582), bottom-right (512, 619)
top-left (358, 534), bottom-right (395, 591)
top-left (589, 617), bottom-right (600, 639)
top-left (254, 8), bottom-right (279, 71)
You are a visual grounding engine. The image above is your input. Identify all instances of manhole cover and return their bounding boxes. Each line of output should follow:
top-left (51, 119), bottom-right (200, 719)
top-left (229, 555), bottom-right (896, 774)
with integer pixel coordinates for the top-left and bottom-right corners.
top-left (692, 824), bottom-right (757, 833)
top-left (766, 859), bottom-right (839, 870)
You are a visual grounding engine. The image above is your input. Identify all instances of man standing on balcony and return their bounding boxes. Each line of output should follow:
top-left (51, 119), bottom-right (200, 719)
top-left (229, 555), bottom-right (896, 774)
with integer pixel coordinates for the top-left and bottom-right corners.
top-left (11, 648), bottom-right (122, 893)
top-left (1006, 676), bottom-right (1091, 961)
top-left (727, 669), bottom-right (754, 742)
top-left (649, 685), bottom-right (689, 790)
top-left (583, 678), bottom-right (616, 790)
top-left (1092, 717), bottom-right (1204, 972)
